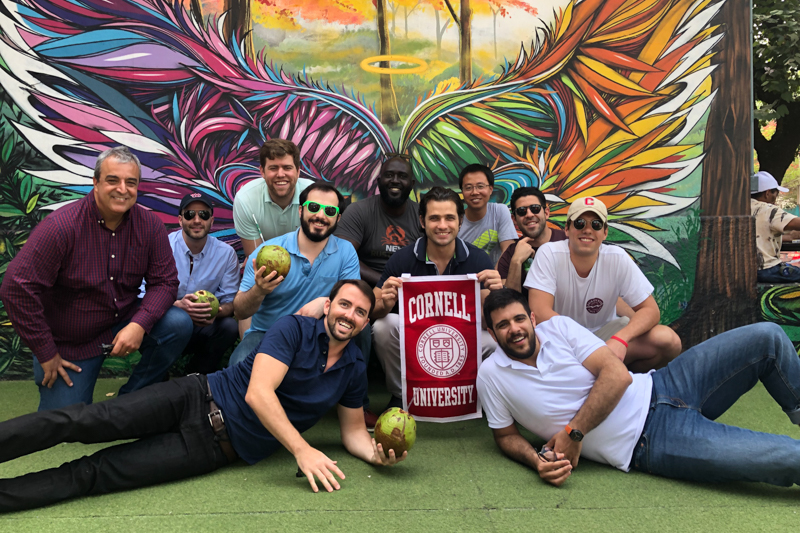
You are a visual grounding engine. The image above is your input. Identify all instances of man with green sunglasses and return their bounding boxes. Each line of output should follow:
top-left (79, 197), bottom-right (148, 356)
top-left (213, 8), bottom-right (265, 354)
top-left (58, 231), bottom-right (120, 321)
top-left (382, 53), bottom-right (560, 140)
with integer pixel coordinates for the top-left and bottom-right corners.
top-left (229, 183), bottom-right (361, 367)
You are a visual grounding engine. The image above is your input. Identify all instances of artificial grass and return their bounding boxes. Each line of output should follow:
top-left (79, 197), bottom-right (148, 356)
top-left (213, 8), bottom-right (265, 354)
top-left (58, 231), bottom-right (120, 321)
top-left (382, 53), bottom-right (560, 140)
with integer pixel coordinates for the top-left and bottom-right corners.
top-left (1, 378), bottom-right (799, 532)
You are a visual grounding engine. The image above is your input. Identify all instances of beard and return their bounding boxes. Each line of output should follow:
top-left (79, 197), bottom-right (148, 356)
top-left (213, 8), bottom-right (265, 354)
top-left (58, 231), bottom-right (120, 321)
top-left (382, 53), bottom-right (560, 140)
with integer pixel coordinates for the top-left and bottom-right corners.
top-left (378, 181), bottom-right (412, 208)
top-left (519, 219), bottom-right (546, 240)
top-left (327, 313), bottom-right (358, 342)
top-left (301, 215), bottom-right (337, 243)
top-left (498, 330), bottom-right (537, 360)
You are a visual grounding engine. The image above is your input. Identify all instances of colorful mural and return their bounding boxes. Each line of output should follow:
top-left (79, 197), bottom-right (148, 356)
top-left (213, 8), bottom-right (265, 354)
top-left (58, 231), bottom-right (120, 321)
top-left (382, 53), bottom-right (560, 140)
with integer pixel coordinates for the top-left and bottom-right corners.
top-left (0, 0), bottom-right (748, 378)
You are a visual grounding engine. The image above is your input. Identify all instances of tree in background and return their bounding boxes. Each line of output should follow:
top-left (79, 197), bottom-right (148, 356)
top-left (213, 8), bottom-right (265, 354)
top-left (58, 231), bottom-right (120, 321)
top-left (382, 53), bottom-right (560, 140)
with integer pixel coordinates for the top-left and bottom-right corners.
top-left (388, 0), bottom-right (422, 38)
top-left (377, 0), bottom-right (402, 124)
top-left (481, 0), bottom-right (539, 60)
top-left (753, 0), bottom-right (800, 182)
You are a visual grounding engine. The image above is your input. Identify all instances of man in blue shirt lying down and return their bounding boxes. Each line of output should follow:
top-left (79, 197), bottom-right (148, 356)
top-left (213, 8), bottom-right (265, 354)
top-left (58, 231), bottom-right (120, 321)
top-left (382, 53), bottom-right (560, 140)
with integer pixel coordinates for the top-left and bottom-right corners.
top-left (0, 280), bottom-right (405, 512)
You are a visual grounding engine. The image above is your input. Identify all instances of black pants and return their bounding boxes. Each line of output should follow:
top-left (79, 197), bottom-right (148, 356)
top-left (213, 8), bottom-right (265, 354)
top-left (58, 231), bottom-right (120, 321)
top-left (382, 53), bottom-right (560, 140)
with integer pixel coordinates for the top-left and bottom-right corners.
top-left (0, 374), bottom-right (231, 512)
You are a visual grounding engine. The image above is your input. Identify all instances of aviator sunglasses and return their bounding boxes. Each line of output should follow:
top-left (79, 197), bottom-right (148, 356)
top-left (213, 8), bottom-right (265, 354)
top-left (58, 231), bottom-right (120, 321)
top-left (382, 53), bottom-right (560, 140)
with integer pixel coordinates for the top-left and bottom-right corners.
top-left (572, 218), bottom-right (605, 231)
top-left (302, 201), bottom-right (340, 217)
top-left (182, 210), bottom-right (211, 221)
top-left (514, 204), bottom-right (543, 216)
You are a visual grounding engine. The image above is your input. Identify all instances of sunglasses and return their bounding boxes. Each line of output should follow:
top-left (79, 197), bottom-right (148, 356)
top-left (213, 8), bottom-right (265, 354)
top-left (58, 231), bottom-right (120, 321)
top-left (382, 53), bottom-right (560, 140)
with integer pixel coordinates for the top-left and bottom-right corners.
top-left (384, 152), bottom-right (411, 161)
top-left (302, 201), bottom-right (340, 217)
top-left (514, 204), bottom-right (543, 216)
top-left (182, 210), bottom-right (211, 221)
top-left (572, 218), bottom-right (604, 231)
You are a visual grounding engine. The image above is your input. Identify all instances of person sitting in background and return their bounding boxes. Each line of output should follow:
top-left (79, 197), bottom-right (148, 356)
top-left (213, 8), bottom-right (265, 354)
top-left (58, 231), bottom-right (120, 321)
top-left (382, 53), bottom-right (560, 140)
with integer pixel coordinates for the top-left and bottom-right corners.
top-left (751, 171), bottom-right (800, 283)
top-left (497, 186), bottom-right (566, 297)
top-left (457, 164), bottom-right (518, 266)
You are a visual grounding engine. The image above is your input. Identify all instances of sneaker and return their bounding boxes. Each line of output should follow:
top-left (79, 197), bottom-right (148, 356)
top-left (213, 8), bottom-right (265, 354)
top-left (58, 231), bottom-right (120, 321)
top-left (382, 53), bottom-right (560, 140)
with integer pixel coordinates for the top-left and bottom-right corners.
top-left (364, 408), bottom-right (378, 432)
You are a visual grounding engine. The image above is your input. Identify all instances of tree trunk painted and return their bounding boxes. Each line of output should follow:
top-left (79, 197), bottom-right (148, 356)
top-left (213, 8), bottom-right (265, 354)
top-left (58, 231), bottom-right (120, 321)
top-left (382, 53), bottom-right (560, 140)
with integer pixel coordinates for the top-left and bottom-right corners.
top-left (459, 0), bottom-right (472, 84)
top-left (190, 0), bottom-right (204, 28)
top-left (223, 0), bottom-right (254, 59)
top-left (673, 0), bottom-right (757, 347)
top-left (377, 0), bottom-right (401, 125)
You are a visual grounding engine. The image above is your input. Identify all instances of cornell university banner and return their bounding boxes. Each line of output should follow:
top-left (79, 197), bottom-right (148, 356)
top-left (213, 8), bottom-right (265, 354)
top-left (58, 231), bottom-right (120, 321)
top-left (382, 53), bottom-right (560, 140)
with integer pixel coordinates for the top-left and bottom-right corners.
top-left (399, 275), bottom-right (483, 422)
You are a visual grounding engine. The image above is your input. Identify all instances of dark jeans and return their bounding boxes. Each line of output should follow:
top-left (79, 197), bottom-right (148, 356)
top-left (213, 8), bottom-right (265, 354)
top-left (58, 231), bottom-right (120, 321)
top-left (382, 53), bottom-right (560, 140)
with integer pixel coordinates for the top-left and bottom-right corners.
top-left (631, 323), bottom-right (800, 485)
top-left (0, 374), bottom-right (231, 512)
top-left (185, 316), bottom-right (239, 374)
top-left (757, 262), bottom-right (800, 283)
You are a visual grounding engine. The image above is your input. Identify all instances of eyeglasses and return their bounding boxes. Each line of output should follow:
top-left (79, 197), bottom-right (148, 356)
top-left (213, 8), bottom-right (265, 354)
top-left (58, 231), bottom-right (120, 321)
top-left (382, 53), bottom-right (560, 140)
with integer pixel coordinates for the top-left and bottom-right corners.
top-left (182, 210), bottom-right (211, 221)
top-left (572, 218), bottom-right (604, 231)
top-left (514, 204), bottom-right (543, 216)
top-left (302, 201), bottom-right (340, 217)
top-left (462, 183), bottom-right (490, 193)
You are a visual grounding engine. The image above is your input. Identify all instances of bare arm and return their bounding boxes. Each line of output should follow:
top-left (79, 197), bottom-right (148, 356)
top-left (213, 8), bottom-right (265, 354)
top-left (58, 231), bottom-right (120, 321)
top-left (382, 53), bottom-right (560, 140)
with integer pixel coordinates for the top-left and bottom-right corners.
top-left (232, 260), bottom-right (285, 320)
top-left (546, 345), bottom-right (632, 467)
top-left (241, 238), bottom-right (258, 258)
top-left (492, 424), bottom-right (572, 487)
top-left (784, 217), bottom-right (800, 232)
top-left (529, 289), bottom-right (558, 322)
top-left (338, 404), bottom-right (406, 466)
top-left (245, 353), bottom-right (344, 492)
top-left (503, 238), bottom-right (535, 293)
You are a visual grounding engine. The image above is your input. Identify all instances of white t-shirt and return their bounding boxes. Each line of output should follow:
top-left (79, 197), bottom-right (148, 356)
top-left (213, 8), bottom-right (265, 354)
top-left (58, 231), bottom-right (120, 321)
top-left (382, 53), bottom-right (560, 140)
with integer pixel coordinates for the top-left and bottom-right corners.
top-left (524, 241), bottom-right (653, 332)
top-left (458, 203), bottom-right (518, 265)
top-left (476, 316), bottom-right (652, 471)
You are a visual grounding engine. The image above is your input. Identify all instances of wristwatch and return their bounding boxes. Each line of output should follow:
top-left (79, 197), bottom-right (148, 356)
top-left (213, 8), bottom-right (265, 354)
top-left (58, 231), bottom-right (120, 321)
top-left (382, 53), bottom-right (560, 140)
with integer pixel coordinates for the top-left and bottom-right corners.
top-left (565, 424), bottom-right (584, 442)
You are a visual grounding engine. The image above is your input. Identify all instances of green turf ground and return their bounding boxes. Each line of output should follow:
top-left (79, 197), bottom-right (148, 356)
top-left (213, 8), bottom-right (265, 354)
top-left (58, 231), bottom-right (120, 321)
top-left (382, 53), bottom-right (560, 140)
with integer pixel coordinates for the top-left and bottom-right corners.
top-left (1, 378), bottom-right (799, 532)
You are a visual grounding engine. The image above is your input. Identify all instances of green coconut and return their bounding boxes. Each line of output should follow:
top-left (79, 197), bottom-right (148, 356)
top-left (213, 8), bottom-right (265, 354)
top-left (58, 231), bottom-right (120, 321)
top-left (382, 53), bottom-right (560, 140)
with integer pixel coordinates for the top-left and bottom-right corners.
top-left (193, 290), bottom-right (220, 318)
top-left (374, 407), bottom-right (416, 456)
top-left (255, 245), bottom-right (291, 278)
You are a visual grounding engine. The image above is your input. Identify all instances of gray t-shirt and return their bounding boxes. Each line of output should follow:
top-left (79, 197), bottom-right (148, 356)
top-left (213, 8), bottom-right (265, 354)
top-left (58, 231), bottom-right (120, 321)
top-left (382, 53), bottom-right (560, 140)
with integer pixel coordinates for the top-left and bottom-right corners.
top-left (458, 202), bottom-right (518, 265)
top-left (335, 195), bottom-right (422, 273)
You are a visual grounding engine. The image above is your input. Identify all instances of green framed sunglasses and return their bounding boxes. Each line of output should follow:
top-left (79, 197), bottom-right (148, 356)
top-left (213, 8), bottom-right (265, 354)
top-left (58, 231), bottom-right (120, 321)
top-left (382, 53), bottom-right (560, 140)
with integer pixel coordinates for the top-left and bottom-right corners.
top-left (302, 200), bottom-right (340, 217)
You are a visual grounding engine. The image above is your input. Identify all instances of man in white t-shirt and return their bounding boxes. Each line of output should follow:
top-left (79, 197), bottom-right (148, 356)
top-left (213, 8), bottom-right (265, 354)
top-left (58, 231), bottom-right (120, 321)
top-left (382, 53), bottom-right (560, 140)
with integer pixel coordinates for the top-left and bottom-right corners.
top-left (477, 289), bottom-right (800, 488)
top-left (525, 197), bottom-right (680, 372)
top-left (457, 164), bottom-right (518, 265)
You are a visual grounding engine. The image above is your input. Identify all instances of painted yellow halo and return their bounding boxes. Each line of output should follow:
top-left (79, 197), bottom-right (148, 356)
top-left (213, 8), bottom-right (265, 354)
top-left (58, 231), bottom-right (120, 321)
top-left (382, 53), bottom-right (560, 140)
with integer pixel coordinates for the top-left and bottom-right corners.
top-left (360, 55), bottom-right (428, 75)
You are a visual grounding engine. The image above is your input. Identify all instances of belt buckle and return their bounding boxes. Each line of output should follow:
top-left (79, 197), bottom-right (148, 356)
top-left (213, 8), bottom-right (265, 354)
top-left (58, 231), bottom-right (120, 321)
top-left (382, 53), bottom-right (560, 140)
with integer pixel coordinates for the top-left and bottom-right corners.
top-left (208, 409), bottom-right (224, 428)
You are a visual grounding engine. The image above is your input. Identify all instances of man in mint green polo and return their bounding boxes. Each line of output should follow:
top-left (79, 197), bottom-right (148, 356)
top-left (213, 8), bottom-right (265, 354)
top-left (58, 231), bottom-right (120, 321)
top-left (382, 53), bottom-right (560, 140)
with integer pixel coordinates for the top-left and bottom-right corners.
top-left (230, 182), bottom-right (360, 365)
top-left (233, 139), bottom-right (314, 257)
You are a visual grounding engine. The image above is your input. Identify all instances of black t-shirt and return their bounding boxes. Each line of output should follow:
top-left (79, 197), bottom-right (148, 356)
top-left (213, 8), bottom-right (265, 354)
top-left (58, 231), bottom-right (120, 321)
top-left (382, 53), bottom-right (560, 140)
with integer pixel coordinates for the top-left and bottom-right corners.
top-left (335, 195), bottom-right (422, 274)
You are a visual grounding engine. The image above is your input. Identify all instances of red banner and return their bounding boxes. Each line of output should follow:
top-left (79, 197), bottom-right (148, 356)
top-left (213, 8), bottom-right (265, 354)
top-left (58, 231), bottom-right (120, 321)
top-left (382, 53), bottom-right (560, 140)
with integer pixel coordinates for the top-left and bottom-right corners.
top-left (399, 274), bottom-right (483, 422)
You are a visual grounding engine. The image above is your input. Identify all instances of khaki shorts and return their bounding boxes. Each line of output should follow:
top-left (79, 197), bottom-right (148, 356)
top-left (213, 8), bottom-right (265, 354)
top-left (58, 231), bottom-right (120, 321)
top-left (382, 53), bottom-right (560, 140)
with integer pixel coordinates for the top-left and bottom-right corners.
top-left (593, 316), bottom-right (631, 342)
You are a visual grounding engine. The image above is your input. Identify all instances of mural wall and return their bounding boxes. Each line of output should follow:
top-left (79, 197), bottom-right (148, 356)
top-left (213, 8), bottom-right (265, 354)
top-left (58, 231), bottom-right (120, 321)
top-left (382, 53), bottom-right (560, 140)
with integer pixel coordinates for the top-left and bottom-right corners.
top-left (0, 0), bottom-right (751, 378)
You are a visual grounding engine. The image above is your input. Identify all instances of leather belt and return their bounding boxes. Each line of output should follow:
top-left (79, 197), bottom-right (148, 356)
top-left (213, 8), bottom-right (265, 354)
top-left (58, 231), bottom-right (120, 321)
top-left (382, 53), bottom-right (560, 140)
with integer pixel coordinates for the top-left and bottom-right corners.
top-left (206, 381), bottom-right (238, 462)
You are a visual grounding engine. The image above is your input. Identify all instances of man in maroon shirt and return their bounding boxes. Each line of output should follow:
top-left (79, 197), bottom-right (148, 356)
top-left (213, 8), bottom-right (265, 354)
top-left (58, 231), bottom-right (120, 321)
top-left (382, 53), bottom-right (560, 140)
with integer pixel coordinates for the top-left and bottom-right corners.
top-left (497, 187), bottom-right (567, 298)
top-left (0, 146), bottom-right (188, 411)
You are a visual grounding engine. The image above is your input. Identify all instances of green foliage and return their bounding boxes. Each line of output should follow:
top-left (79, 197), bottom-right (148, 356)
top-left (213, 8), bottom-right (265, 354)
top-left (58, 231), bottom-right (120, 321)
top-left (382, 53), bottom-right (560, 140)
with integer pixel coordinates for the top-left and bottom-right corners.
top-left (753, 0), bottom-right (800, 118)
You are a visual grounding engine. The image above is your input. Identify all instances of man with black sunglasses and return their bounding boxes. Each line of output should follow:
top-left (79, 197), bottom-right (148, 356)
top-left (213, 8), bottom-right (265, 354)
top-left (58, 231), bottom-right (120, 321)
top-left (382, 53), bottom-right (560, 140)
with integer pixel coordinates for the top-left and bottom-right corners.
top-left (159, 192), bottom-right (240, 374)
top-left (229, 183), bottom-right (360, 366)
top-left (525, 197), bottom-right (681, 373)
top-left (497, 187), bottom-right (566, 297)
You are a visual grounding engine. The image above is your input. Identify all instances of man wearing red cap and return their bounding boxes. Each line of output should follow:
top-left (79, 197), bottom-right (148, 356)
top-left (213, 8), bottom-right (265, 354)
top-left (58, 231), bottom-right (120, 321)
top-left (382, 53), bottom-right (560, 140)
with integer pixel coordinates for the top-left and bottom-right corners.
top-left (751, 171), bottom-right (800, 283)
top-left (524, 196), bottom-right (681, 372)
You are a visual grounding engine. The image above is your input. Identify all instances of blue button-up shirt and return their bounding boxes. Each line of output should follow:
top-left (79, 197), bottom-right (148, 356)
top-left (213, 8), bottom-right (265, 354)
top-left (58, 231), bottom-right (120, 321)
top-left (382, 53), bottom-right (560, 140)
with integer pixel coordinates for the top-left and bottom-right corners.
top-left (167, 231), bottom-right (240, 304)
top-left (207, 315), bottom-right (367, 464)
top-left (240, 229), bottom-right (360, 334)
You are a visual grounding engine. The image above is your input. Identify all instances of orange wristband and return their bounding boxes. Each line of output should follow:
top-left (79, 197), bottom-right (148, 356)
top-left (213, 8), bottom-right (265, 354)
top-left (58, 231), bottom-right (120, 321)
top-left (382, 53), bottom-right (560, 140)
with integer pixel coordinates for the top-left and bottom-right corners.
top-left (610, 335), bottom-right (628, 348)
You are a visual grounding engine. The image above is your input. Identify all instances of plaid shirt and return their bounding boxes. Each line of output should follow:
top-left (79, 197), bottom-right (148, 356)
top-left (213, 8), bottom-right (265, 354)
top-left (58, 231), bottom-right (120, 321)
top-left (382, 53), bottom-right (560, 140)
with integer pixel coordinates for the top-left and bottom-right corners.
top-left (0, 193), bottom-right (178, 363)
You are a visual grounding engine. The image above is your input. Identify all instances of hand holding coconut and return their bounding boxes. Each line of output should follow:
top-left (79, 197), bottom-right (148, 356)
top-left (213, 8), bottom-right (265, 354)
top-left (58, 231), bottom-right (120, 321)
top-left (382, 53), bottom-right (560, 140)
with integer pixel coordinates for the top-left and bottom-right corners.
top-left (251, 259), bottom-right (285, 296)
top-left (176, 291), bottom-right (217, 326)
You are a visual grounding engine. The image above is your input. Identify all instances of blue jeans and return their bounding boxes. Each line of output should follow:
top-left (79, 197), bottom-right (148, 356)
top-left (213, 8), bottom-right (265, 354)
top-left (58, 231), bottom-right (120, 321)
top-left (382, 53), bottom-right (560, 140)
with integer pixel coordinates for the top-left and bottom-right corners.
top-left (757, 262), bottom-right (800, 283)
top-left (632, 322), bottom-right (800, 486)
top-left (228, 329), bottom-right (266, 367)
top-left (34, 307), bottom-right (193, 411)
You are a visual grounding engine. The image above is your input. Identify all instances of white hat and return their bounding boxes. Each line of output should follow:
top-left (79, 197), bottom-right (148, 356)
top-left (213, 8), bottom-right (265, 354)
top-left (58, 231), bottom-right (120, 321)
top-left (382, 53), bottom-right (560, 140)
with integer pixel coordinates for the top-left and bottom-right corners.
top-left (567, 196), bottom-right (608, 223)
top-left (754, 171), bottom-right (789, 194)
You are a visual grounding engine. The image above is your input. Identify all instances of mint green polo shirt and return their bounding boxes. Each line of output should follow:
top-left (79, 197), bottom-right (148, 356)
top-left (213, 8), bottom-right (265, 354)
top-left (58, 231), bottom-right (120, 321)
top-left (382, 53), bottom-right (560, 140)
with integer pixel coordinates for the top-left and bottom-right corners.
top-left (232, 177), bottom-right (315, 243)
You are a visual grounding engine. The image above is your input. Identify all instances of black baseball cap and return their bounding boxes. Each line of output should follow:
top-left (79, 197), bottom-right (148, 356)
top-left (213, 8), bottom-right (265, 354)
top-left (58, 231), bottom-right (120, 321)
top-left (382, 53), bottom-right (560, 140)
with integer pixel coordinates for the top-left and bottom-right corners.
top-left (179, 191), bottom-right (214, 213)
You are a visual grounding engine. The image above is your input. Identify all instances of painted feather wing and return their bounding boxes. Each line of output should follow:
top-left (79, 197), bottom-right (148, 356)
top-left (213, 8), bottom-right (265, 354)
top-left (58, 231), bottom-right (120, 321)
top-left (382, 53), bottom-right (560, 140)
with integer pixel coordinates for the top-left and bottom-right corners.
top-left (399, 0), bottom-right (721, 267)
top-left (0, 0), bottom-right (393, 234)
